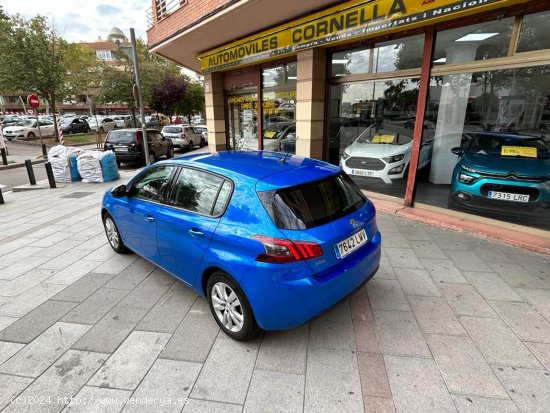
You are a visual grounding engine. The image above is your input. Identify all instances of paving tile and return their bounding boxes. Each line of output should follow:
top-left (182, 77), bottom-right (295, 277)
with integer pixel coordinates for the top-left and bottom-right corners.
top-left (374, 310), bottom-right (430, 358)
top-left (81, 244), bottom-right (117, 262)
top-left (493, 366), bottom-right (550, 412)
top-left (384, 355), bottom-right (455, 413)
top-left (0, 374), bottom-right (34, 410)
top-left (407, 295), bottom-right (466, 336)
top-left (93, 254), bottom-right (138, 275)
top-left (0, 283), bottom-right (67, 318)
top-left (118, 269), bottom-right (174, 310)
top-left (72, 234), bottom-right (109, 252)
top-left (4, 350), bottom-right (108, 413)
top-left (385, 248), bottom-right (423, 269)
top-left (0, 256), bottom-right (51, 281)
top-left (516, 288), bottom-right (550, 321)
top-left (256, 324), bottom-right (308, 375)
top-left (396, 268), bottom-right (441, 297)
top-left (467, 242), bottom-right (514, 263)
top-left (420, 259), bottom-right (469, 284)
top-left (304, 347), bottom-right (363, 413)
top-left (451, 395), bottom-right (518, 413)
top-left (489, 262), bottom-right (550, 290)
top-left (0, 300), bottom-right (77, 344)
top-left (309, 301), bottom-right (355, 351)
top-left (367, 279), bottom-right (410, 312)
top-left (243, 369), bottom-right (304, 413)
top-left (409, 240), bottom-right (447, 260)
top-left (374, 257), bottom-right (397, 280)
top-left (89, 331), bottom-right (171, 390)
top-left (72, 306), bottom-right (148, 354)
top-left (460, 316), bottom-right (542, 368)
top-left (51, 273), bottom-right (116, 303)
top-left (123, 359), bottom-right (202, 413)
top-left (29, 232), bottom-right (71, 248)
top-left (363, 396), bottom-right (395, 413)
top-left (510, 253), bottom-right (550, 278)
top-left (357, 352), bottom-right (392, 398)
top-left (46, 260), bottom-right (103, 285)
top-left (65, 386), bottom-right (132, 412)
top-left (525, 342), bottom-right (550, 371)
top-left (353, 317), bottom-right (382, 353)
top-left (31, 240), bottom-right (85, 258)
top-left (0, 322), bottom-right (90, 378)
top-left (160, 300), bottom-right (219, 363)
top-left (426, 334), bottom-right (507, 398)
top-left (462, 272), bottom-right (524, 302)
top-left (137, 282), bottom-right (198, 333)
top-left (350, 286), bottom-right (374, 321)
top-left (400, 226), bottom-right (432, 241)
top-left (439, 284), bottom-right (497, 318)
top-left (0, 316), bottom-right (18, 333)
top-left (0, 246), bottom-right (45, 268)
top-left (0, 268), bottom-right (57, 297)
top-left (182, 399), bottom-right (241, 413)
top-left (0, 341), bottom-right (24, 365)
top-left (104, 258), bottom-right (156, 290)
top-left (491, 301), bottom-right (550, 343)
top-left (38, 248), bottom-right (90, 271)
top-left (379, 232), bottom-right (410, 248)
top-left (62, 288), bottom-right (128, 325)
top-left (190, 336), bottom-right (259, 404)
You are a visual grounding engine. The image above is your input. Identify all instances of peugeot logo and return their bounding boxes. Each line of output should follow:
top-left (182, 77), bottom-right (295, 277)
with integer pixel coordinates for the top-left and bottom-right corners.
top-left (349, 218), bottom-right (360, 229)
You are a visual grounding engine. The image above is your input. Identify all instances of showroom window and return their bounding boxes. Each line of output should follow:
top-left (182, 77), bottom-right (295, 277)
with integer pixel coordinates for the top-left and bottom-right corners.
top-left (226, 92), bottom-right (258, 151)
top-left (331, 47), bottom-right (371, 77)
top-left (517, 10), bottom-right (550, 53)
top-left (373, 35), bottom-right (424, 72)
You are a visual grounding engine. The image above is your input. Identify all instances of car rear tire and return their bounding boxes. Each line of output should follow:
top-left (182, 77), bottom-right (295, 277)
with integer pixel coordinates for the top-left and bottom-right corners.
top-left (27, 132), bottom-right (35, 138)
top-left (199, 138), bottom-right (205, 148)
top-left (99, 127), bottom-right (104, 133)
top-left (207, 272), bottom-right (260, 341)
top-left (103, 213), bottom-right (129, 254)
top-left (86, 128), bottom-right (91, 133)
top-left (167, 146), bottom-right (174, 158)
top-left (188, 141), bottom-right (194, 152)
top-left (148, 152), bottom-right (156, 164)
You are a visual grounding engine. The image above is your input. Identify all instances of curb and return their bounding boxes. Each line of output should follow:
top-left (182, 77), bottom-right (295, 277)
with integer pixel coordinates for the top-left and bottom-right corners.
top-left (0, 158), bottom-right (46, 171)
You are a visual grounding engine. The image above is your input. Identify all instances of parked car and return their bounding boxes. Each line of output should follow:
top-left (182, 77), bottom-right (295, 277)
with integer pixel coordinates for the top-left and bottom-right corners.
top-left (61, 117), bottom-right (91, 134)
top-left (193, 124), bottom-right (208, 145)
top-left (2, 119), bottom-right (55, 140)
top-left (103, 128), bottom-right (174, 165)
top-left (88, 116), bottom-right (116, 133)
top-left (161, 125), bottom-right (203, 150)
top-left (113, 115), bottom-right (141, 129)
top-left (449, 131), bottom-right (550, 215)
top-left (101, 151), bottom-right (381, 340)
top-left (145, 114), bottom-right (170, 129)
top-left (340, 124), bottom-right (434, 183)
top-left (0, 116), bottom-right (23, 128)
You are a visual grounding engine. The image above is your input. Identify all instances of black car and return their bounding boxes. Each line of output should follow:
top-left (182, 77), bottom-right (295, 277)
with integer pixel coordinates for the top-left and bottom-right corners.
top-left (62, 118), bottom-right (91, 134)
top-left (103, 128), bottom-right (174, 165)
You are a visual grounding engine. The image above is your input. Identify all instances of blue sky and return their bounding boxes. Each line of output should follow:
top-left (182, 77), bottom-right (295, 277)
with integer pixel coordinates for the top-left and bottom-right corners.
top-left (2, 0), bottom-right (150, 43)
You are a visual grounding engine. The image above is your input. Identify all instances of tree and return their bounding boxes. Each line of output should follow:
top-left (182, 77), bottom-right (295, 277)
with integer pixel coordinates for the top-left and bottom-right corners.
top-left (150, 74), bottom-right (187, 117)
top-left (64, 43), bottom-right (104, 109)
top-left (176, 79), bottom-right (205, 123)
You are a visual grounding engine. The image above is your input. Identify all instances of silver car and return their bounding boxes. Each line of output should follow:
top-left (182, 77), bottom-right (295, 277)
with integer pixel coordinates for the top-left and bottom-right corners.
top-left (161, 125), bottom-right (203, 150)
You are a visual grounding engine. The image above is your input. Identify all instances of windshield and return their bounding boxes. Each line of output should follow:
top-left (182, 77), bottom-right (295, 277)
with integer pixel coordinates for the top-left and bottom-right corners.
top-left (163, 127), bottom-right (182, 133)
top-left (106, 130), bottom-right (136, 144)
top-left (15, 120), bottom-right (34, 127)
top-left (468, 133), bottom-right (549, 159)
top-left (354, 125), bottom-right (407, 145)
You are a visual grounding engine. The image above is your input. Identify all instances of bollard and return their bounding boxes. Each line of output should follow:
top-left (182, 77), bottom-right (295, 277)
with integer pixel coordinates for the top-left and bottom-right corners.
top-left (25, 159), bottom-right (36, 185)
top-left (0, 187), bottom-right (4, 204)
top-left (1, 147), bottom-right (7, 166)
top-left (45, 162), bottom-right (56, 188)
top-left (41, 144), bottom-right (47, 158)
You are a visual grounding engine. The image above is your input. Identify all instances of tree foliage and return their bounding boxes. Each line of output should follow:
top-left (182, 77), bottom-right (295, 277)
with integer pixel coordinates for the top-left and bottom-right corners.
top-left (150, 74), bottom-right (187, 116)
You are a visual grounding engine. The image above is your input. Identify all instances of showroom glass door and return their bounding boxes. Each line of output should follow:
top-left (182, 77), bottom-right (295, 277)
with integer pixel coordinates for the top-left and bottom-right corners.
top-left (226, 92), bottom-right (258, 150)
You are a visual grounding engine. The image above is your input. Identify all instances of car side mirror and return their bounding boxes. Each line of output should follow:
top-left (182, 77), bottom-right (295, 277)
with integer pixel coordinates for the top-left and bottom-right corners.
top-left (451, 147), bottom-right (464, 156)
top-left (111, 184), bottom-right (127, 198)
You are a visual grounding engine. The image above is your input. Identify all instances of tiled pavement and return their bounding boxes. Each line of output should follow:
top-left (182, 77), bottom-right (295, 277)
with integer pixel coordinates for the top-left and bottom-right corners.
top-left (0, 172), bottom-right (549, 412)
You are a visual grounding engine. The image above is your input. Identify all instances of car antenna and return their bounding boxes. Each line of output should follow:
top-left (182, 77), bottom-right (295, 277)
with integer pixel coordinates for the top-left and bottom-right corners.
top-left (279, 135), bottom-right (298, 163)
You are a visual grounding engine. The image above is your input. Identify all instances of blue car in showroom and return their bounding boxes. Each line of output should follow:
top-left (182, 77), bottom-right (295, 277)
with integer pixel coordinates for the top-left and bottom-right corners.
top-left (449, 132), bottom-right (550, 215)
top-left (101, 151), bottom-right (381, 340)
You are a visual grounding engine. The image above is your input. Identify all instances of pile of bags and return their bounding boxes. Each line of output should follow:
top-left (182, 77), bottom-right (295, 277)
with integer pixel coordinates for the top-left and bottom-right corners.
top-left (48, 145), bottom-right (120, 183)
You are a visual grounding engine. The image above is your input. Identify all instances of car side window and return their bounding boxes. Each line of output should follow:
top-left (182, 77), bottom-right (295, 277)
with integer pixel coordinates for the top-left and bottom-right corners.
top-left (212, 180), bottom-right (232, 216)
top-left (168, 168), bottom-right (225, 215)
top-left (131, 165), bottom-right (175, 203)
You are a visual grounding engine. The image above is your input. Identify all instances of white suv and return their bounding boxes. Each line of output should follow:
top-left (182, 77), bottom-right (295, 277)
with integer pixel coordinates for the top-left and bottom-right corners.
top-left (161, 125), bottom-right (203, 151)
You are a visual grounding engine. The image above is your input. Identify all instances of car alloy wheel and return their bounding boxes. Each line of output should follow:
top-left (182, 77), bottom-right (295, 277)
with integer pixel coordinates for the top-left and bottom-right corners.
top-left (188, 141), bottom-right (193, 151)
top-left (148, 153), bottom-right (156, 164)
top-left (167, 147), bottom-right (174, 158)
top-left (103, 214), bottom-right (128, 253)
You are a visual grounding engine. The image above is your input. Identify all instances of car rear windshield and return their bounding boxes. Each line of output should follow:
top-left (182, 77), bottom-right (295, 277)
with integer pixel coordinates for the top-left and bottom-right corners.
top-left (106, 130), bottom-right (136, 144)
top-left (258, 173), bottom-right (366, 230)
top-left (164, 127), bottom-right (182, 133)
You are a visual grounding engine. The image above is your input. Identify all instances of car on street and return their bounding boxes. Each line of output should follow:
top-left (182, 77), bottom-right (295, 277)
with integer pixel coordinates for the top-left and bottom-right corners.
top-left (449, 131), bottom-right (550, 215)
top-left (144, 114), bottom-right (170, 129)
top-left (2, 119), bottom-right (56, 140)
top-left (0, 116), bottom-right (23, 127)
top-left (61, 117), bottom-right (91, 134)
top-left (88, 116), bottom-right (117, 133)
top-left (193, 124), bottom-right (208, 145)
top-left (101, 151), bottom-right (381, 340)
top-left (103, 128), bottom-right (174, 165)
top-left (161, 125), bottom-right (203, 150)
top-left (113, 115), bottom-right (141, 129)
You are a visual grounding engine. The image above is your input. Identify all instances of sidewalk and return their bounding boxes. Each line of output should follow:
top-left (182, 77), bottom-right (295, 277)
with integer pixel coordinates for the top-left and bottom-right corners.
top-left (0, 173), bottom-right (549, 412)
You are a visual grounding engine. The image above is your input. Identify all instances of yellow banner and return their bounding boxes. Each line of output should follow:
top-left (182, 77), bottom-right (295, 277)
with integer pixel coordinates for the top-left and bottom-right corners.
top-left (199, 0), bottom-right (526, 73)
top-left (501, 146), bottom-right (537, 158)
top-left (372, 134), bottom-right (396, 144)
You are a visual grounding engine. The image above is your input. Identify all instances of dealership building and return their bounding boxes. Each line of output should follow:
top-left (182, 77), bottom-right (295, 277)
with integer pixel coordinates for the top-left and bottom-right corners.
top-left (148, 0), bottom-right (550, 235)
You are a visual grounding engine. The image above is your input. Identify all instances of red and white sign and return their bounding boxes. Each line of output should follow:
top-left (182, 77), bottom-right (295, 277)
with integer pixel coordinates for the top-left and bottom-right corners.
top-left (27, 94), bottom-right (40, 109)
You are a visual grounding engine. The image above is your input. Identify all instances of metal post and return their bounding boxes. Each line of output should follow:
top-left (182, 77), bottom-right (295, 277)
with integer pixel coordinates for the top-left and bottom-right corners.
top-left (34, 108), bottom-right (46, 157)
top-left (1, 148), bottom-right (7, 166)
top-left (130, 28), bottom-right (151, 165)
top-left (0, 187), bottom-right (4, 204)
top-left (25, 159), bottom-right (36, 185)
top-left (0, 124), bottom-right (7, 165)
top-left (44, 162), bottom-right (56, 188)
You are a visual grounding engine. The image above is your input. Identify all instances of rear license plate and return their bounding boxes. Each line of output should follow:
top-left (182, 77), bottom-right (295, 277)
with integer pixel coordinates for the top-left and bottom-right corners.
top-left (487, 191), bottom-right (529, 202)
top-left (351, 169), bottom-right (374, 177)
top-left (114, 146), bottom-right (128, 152)
top-left (335, 229), bottom-right (367, 259)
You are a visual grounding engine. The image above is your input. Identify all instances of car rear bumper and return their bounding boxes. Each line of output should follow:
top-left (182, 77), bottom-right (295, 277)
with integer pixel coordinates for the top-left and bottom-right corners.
top-left (242, 231), bottom-right (382, 330)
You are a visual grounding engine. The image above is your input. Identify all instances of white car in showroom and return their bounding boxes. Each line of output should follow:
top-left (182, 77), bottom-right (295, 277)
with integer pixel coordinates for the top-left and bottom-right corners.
top-left (340, 124), bottom-right (433, 184)
top-left (2, 118), bottom-right (55, 140)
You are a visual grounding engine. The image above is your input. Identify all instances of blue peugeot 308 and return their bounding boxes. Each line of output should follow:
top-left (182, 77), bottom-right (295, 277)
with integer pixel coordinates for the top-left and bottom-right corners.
top-left (101, 151), bottom-right (381, 340)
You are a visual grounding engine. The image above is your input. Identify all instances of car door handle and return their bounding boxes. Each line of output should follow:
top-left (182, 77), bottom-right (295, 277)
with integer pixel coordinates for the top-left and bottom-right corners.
top-left (145, 215), bottom-right (155, 223)
top-left (188, 228), bottom-right (204, 238)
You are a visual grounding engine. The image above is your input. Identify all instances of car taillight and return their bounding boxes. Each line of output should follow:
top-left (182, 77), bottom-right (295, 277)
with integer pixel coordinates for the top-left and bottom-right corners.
top-left (252, 235), bottom-right (323, 263)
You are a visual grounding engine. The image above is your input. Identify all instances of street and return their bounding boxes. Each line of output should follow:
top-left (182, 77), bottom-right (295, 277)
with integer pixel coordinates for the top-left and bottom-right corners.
top-left (0, 142), bottom-right (48, 192)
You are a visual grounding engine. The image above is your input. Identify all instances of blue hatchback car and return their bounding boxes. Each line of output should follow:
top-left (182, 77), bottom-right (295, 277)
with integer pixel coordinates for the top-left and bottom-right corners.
top-left (450, 132), bottom-right (550, 215)
top-left (101, 151), bottom-right (381, 340)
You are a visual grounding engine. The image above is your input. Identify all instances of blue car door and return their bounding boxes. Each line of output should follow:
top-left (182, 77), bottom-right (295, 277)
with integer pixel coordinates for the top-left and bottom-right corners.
top-left (156, 167), bottom-right (231, 286)
top-left (114, 165), bottom-right (176, 261)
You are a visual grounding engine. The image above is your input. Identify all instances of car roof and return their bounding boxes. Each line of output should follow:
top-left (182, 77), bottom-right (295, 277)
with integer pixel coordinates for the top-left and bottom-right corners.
top-left (156, 150), bottom-right (341, 190)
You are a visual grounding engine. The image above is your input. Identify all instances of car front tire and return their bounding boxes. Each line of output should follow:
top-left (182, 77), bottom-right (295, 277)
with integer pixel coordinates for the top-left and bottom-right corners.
top-left (103, 213), bottom-right (129, 254)
top-left (207, 272), bottom-right (259, 341)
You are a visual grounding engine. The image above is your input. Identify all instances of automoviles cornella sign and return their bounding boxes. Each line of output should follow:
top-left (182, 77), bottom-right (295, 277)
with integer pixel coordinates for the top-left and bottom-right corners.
top-left (199, 0), bottom-right (526, 73)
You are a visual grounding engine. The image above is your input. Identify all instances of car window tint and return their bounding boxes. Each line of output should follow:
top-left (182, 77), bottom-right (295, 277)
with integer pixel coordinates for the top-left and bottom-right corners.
top-left (212, 180), bottom-right (232, 216)
top-left (132, 165), bottom-right (175, 202)
top-left (169, 168), bottom-right (224, 215)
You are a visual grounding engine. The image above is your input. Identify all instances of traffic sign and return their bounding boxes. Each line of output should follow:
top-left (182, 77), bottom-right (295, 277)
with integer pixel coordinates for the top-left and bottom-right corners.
top-left (27, 94), bottom-right (40, 109)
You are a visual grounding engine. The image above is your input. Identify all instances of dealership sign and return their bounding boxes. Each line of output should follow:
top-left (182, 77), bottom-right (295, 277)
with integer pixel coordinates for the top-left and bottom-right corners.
top-left (199, 0), bottom-right (527, 73)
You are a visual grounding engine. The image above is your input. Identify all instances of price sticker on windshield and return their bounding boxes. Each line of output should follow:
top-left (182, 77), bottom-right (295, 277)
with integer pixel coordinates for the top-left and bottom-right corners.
top-left (264, 131), bottom-right (276, 138)
top-left (501, 146), bottom-right (537, 158)
top-left (372, 135), bottom-right (395, 144)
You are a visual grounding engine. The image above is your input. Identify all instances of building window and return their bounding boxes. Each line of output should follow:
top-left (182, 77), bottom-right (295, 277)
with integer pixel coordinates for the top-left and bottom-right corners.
top-left (96, 50), bottom-right (113, 61)
top-left (517, 10), bottom-right (550, 53)
top-left (373, 35), bottom-right (424, 73)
